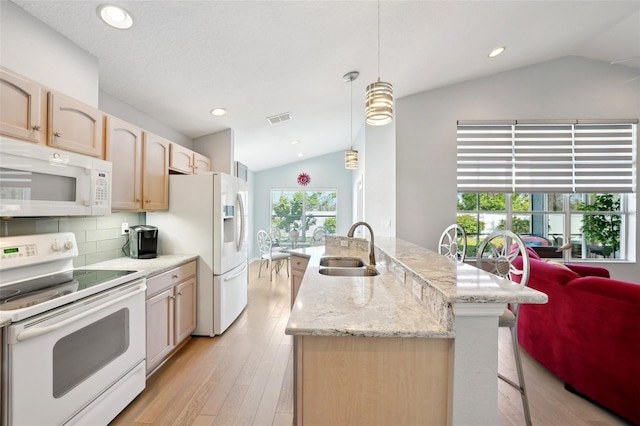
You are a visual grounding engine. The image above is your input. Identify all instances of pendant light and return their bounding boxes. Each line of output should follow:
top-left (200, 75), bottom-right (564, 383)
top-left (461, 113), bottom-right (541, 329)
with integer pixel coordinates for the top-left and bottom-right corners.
top-left (365, 0), bottom-right (393, 126)
top-left (343, 71), bottom-right (359, 169)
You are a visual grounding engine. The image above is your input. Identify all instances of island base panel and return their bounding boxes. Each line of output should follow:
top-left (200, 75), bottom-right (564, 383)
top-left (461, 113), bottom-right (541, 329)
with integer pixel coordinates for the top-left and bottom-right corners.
top-left (296, 335), bottom-right (453, 425)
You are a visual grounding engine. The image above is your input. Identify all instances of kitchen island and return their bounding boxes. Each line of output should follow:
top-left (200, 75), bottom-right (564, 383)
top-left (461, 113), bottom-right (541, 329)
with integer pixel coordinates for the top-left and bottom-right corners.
top-left (286, 236), bottom-right (548, 426)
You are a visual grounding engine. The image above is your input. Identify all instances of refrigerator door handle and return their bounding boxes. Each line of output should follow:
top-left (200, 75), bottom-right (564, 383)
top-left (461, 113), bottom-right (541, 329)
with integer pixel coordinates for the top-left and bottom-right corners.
top-left (236, 193), bottom-right (245, 252)
top-left (225, 263), bottom-right (248, 281)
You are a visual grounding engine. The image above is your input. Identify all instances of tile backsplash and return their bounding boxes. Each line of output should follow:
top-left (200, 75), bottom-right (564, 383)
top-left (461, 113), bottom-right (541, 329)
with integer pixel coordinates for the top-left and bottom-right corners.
top-left (0, 212), bottom-right (144, 267)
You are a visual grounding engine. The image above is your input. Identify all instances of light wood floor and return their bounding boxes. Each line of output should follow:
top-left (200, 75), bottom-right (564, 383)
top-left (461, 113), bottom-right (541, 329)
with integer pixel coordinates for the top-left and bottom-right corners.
top-left (111, 260), bottom-right (631, 426)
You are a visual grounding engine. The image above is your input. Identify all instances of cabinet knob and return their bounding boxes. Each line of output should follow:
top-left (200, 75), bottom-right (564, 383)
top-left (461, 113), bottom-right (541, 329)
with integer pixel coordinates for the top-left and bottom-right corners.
top-left (172, 274), bottom-right (179, 279)
top-left (135, 198), bottom-right (140, 202)
top-left (54, 132), bottom-right (62, 138)
top-left (177, 290), bottom-right (183, 296)
top-left (145, 199), bottom-right (151, 203)
top-left (170, 295), bottom-right (176, 300)
top-left (32, 125), bottom-right (41, 131)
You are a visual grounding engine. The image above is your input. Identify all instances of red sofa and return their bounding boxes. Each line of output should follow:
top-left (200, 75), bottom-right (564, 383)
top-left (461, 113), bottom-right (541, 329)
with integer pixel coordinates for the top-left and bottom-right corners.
top-left (515, 248), bottom-right (640, 425)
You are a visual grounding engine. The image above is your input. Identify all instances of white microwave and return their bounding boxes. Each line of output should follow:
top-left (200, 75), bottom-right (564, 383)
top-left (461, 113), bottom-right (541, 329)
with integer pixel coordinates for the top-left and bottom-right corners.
top-left (0, 137), bottom-right (112, 217)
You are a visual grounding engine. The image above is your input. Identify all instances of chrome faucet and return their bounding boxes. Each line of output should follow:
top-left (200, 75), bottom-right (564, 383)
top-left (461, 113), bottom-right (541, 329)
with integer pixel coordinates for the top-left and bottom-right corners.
top-left (347, 221), bottom-right (376, 267)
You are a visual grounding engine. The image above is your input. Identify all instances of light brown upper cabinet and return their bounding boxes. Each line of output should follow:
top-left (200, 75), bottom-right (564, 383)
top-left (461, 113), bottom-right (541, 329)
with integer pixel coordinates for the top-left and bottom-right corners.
top-left (105, 116), bottom-right (144, 211)
top-left (142, 132), bottom-right (170, 211)
top-left (48, 91), bottom-right (104, 158)
top-left (169, 142), bottom-right (212, 175)
top-left (192, 152), bottom-right (212, 174)
top-left (169, 143), bottom-right (193, 174)
top-left (0, 68), bottom-right (46, 144)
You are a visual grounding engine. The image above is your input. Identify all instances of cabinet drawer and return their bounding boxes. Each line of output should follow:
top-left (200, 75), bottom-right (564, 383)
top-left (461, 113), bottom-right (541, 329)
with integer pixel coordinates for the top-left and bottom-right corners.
top-left (291, 255), bottom-right (309, 272)
top-left (146, 261), bottom-right (196, 297)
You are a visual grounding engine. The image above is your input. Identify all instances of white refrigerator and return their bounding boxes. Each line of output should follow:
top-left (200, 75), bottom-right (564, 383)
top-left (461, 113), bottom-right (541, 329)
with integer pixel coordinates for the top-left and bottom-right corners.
top-left (148, 172), bottom-right (248, 336)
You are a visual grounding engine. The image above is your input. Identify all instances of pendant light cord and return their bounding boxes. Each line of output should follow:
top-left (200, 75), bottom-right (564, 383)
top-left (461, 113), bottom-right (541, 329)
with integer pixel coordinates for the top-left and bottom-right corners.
top-left (350, 76), bottom-right (353, 149)
top-left (377, 0), bottom-right (381, 78)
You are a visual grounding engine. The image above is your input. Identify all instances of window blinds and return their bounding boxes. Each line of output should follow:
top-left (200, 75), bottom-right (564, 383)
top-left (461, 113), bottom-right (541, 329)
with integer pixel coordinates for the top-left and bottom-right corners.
top-left (457, 120), bottom-right (637, 193)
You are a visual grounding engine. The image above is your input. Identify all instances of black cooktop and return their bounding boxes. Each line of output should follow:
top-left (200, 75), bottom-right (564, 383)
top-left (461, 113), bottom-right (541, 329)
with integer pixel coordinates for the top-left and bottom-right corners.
top-left (0, 269), bottom-right (138, 311)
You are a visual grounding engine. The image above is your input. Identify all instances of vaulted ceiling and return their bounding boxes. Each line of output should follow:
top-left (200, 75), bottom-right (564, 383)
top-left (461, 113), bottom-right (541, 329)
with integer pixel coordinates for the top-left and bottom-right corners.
top-left (10, 0), bottom-right (640, 171)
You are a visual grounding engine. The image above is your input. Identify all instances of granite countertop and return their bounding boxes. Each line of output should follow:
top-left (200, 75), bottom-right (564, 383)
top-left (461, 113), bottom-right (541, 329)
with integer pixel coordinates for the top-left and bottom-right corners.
top-left (286, 243), bottom-right (451, 339)
top-left (374, 237), bottom-right (549, 305)
top-left (285, 236), bottom-right (547, 339)
top-left (84, 254), bottom-right (198, 277)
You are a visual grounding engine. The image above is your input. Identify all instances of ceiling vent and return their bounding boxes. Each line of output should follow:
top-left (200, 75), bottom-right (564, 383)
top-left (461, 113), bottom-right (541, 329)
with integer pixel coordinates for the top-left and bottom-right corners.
top-left (267, 112), bottom-right (292, 125)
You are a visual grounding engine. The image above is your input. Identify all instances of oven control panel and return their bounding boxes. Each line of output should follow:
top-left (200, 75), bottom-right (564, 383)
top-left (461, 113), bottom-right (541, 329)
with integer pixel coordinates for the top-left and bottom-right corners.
top-left (0, 232), bottom-right (78, 276)
top-left (1, 243), bottom-right (37, 260)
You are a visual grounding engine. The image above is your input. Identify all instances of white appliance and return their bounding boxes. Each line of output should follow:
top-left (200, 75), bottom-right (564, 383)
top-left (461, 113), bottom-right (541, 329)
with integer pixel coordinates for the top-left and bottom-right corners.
top-left (0, 232), bottom-right (146, 426)
top-left (0, 137), bottom-right (112, 217)
top-left (148, 173), bottom-right (248, 336)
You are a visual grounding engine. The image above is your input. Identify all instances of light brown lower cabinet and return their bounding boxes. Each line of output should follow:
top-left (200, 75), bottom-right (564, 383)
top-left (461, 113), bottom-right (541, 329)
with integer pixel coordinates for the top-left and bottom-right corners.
top-left (294, 335), bottom-right (453, 425)
top-left (290, 253), bottom-right (309, 307)
top-left (145, 261), bottom-right (197, 376)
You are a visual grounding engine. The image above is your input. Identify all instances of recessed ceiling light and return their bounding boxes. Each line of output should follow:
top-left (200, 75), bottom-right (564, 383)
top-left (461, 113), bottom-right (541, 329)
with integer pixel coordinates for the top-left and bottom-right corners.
top-left (97, 5), bottom-right (133, 29)
top-left (488, 47), bottom-right (506, 58)
top-left (298, 153), bottom-right (304, 157)
top-left (291, 140), bottom-right (299, 145)
top-left (210, 108), bottom-right (227, 116)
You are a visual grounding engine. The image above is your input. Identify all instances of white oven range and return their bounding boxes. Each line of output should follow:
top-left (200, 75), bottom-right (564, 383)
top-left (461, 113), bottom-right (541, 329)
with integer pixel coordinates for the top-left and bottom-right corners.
top-left (0, 232), bottom-right (146, 426)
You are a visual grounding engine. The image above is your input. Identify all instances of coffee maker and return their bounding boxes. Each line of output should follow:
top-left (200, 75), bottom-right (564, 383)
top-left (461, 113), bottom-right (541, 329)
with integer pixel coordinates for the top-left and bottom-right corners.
top-left (128, 225), bottom-right (158, 259)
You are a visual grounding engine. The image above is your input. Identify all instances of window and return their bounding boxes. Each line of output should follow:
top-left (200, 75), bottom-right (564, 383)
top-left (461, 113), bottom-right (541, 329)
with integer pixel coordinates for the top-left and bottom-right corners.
top-left (458, 192), bottom-right (630, 260)
top-left (270, 190), bottom-right (337, 245)
top-left (456, 120), bottom-right (637, 261)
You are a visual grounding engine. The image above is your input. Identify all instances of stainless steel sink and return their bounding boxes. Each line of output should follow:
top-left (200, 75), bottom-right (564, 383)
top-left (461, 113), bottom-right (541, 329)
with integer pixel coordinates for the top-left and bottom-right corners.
top-left (318, 267), bottom-right (379, 277)
top-left (319, 257), bottom-right (364, 268)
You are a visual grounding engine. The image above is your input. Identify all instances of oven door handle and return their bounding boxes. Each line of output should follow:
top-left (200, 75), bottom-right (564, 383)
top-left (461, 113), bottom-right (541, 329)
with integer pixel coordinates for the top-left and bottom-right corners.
top-left (15, 285), bottom-right (146, 342)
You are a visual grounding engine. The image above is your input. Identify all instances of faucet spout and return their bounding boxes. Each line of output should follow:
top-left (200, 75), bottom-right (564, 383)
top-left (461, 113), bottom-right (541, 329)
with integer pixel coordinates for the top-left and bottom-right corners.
top-left (347, 221), bottom-right (376, 267)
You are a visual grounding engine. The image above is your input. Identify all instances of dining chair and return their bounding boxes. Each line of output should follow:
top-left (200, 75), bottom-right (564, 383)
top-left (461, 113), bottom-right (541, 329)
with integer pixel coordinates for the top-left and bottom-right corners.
top-left (311, 227), bottom-right (326, 246)
top-left (257, 230), bottom-right (290, 281)
top-left (476, 230), bottom-right (532, 426)
top-left (437, 224), bottom-right (467, 262)
top-left (270, 227), bottom-right (284, 252)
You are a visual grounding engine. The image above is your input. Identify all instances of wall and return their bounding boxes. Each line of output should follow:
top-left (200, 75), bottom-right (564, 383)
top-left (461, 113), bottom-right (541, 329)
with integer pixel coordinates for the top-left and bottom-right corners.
top-left (395, 56), bottom-right (640, 282)
top-left (99, 91), bottom-right (193, 147)
top-left (0, 1), bottom-right (99, 106)
top-left (246, 169), bottom-right (256, 261)
top-left (252, 151), bottom-right (354, 259)
top-left (193, 129), bottom-right (234, 174)
top-left (364, 120), bottom-right (396, 238)
top-left (351, 125), bottom-right (365, 226)
top-left (0, 212), bottom-right (144, 267)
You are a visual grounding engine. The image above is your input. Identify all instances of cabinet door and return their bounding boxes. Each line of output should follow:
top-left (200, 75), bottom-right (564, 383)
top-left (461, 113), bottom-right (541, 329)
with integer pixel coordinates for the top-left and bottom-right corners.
top-left (169, 143), bottom-right (193, 174)
top-left (192, 152), bottom-right (212, 174)
top-left (48, 92), bottom-right (104, 158)
top-left (142, 132), bottom-right (170, 211)
top-left (291, 254), bottom-right (309, 307)
top-left (105, 116), bottom-right (143, 211)
top-left (175, 277), bottom-right (197, 344)
top-left (0, 69), bottom-right (44, 144)
top-left (146, 288), bottom-right (175, 374)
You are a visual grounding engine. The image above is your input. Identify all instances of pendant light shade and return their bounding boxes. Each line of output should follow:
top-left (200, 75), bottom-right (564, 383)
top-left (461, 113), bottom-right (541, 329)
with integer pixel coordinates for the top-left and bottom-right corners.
top-left (366, 0), bottom-right (393, 126)
top-left (345, 149), bottom-right (358, 169)
top-left (343, 71), bottom-right (359, 170)
top-left (365, 79), bottom-right (393, 125)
